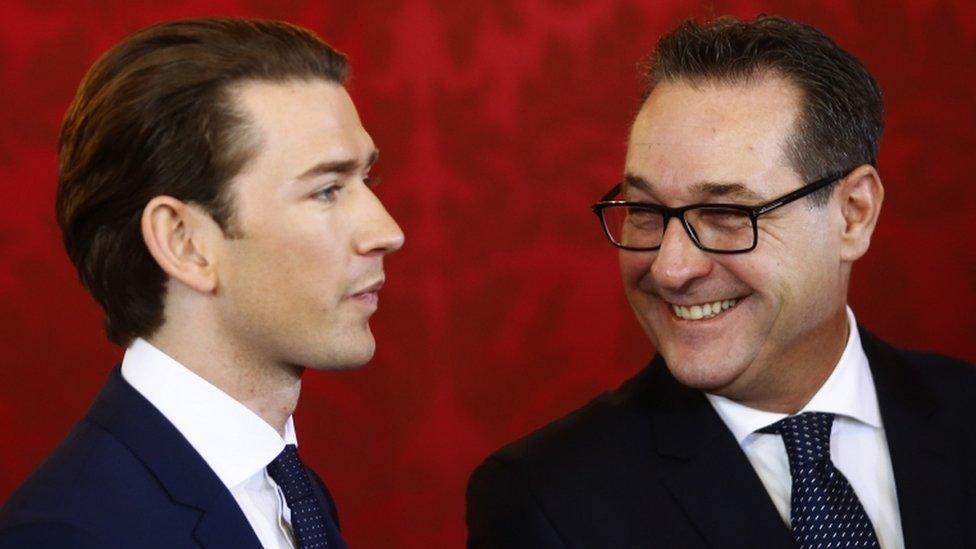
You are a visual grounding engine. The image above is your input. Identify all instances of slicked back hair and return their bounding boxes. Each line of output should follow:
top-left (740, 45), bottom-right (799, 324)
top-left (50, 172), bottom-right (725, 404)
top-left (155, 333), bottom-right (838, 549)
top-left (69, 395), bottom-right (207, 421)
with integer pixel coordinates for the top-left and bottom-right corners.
top-left (56, 17), bottom-right (349, 347)
top-left (641, 16), bottom-right (884, 205)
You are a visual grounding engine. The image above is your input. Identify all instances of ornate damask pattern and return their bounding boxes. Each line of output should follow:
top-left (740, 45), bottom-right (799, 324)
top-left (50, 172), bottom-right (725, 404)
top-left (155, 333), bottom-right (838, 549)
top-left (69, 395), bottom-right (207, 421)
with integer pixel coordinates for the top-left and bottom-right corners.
top-left (0, 1), bottom-right (973, 546)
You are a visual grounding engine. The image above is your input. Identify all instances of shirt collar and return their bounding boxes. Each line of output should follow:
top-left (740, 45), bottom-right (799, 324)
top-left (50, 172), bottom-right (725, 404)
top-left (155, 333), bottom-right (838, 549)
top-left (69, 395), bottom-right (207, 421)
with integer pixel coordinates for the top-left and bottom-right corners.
top-left (705, 306), bottom-right (881, 444)
top-left (120, 338), bottom-right (297, 490)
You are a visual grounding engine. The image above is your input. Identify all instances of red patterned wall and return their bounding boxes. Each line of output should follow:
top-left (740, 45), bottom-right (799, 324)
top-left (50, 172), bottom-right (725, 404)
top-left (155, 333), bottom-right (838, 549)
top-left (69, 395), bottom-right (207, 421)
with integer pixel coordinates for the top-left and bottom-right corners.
top-left (1, 1), bottom-right (973, 547)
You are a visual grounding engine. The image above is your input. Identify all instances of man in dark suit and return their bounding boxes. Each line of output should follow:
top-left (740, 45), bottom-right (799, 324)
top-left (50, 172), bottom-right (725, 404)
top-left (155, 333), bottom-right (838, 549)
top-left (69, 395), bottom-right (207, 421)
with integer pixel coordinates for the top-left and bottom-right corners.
top-left (467, 15), bottom-right (976, 549)
top-left (0, 18), bottom-right (403, 548)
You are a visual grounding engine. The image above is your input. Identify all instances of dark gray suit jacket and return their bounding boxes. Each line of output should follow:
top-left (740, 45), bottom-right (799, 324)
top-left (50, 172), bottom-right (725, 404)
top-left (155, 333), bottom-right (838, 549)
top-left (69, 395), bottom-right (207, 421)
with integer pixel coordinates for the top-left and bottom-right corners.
top-left (467, 328), bottom-right (976, 548)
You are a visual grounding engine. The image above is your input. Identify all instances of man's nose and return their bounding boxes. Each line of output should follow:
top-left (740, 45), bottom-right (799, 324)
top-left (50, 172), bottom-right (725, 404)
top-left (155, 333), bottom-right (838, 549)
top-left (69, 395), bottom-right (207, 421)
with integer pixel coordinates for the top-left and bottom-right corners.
top-left (648, 217), bottom-right (712, 291)
top-left (354, 188), bottom-right (405, 256)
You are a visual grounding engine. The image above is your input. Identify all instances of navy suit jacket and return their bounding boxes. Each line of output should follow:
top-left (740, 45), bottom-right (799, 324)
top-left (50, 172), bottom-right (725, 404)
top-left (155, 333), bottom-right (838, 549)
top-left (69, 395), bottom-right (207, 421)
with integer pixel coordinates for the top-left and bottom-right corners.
top-left (467, 328), bottom-right (976, 548)
top-left (0, 366), bottom-right (346, 548)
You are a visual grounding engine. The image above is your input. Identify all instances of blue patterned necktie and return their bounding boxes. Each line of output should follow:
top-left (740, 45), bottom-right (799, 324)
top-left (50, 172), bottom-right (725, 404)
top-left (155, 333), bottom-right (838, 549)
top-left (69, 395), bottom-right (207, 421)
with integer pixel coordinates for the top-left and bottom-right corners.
top-left (267, 444), bottom-right (331, 548)
top-left (759, 412), bottom-right (880, 549)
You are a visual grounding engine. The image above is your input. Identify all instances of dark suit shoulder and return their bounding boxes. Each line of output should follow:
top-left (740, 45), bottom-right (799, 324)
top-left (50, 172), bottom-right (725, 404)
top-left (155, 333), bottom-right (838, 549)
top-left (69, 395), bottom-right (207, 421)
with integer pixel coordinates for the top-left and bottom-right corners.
top-left (486, 364), bottom-right (658, 472)
top-left (2, 418), bottom-right (137, 517)
top-left (466, 362), bottom-right (703, 548)
top-left (895, 347), bottom-right (975, 382)
top-left (895, 347), bottom-right (976, 419)
top-left (467, 456), bottom-right (569, 549)
top-left (862, 328), bottom-right (976, 412)
top-left (0, 417), bottom-right (198, 545)
top-left (0, 521), bottom-right (101, 549)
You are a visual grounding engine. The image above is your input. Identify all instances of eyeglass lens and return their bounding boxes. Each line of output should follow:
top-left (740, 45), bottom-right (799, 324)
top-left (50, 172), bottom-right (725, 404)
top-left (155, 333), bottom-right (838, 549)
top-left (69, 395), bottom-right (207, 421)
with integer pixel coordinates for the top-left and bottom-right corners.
top-left (601, 205), bottom-right (755, 251)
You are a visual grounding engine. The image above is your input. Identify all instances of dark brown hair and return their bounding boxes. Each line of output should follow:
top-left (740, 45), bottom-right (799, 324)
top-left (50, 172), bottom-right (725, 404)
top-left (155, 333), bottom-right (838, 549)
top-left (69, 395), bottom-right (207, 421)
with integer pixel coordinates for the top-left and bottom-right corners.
top-left (56, 18), bottom-right (349, 346)
top-left (642, 15), bottom-right (884, 205)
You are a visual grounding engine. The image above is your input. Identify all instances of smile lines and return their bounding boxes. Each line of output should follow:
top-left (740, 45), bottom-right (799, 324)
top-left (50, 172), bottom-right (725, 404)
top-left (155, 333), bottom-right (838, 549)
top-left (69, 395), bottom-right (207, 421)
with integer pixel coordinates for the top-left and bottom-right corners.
top-left (672, 298), bottom-right (738, 320)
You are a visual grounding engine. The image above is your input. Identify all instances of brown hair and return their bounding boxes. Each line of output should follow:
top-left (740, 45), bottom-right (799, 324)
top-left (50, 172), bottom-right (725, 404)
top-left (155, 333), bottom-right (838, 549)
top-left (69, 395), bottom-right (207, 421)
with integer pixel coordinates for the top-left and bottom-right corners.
top-left (643, 15), bottom-right (884, 205)
top-left (56, 18), bottom-right (349, 346)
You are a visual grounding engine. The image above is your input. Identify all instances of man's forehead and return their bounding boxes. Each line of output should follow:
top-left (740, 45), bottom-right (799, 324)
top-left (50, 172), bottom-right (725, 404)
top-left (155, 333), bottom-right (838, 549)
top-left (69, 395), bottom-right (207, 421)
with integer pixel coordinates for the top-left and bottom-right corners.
top-left (224, 78), bottom-right (376, 187)
top-left (629, 77), bottom-right (802, 145)
top-left (230, 78), bottom-right (363, 135)
top-left (624, 77), bottom-right (802, 201)
top-left (233, 79), bottom-right (371, 148)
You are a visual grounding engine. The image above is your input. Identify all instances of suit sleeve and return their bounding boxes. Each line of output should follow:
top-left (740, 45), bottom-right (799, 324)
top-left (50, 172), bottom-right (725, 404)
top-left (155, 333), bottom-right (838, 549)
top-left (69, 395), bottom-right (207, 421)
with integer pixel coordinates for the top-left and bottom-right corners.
top-left (0, 522), bottom-right (102, 549)
top-left (466, 457), bottom-right (567, 549)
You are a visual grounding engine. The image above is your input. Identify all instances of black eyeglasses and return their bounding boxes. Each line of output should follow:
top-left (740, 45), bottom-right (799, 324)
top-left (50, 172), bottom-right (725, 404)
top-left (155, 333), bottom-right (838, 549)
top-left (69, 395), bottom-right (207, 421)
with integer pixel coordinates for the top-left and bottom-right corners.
top-left (591, 170), bottom-right (850, 254)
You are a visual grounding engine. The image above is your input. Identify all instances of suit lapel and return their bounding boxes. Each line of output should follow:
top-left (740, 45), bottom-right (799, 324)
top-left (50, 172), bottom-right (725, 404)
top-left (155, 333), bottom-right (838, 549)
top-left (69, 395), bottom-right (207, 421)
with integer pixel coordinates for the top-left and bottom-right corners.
top-left (192, 495), bottom-right (268, 549)
top-left (646, 362), bottom-right (796, 549)
top-left (861, 328), bottom-right (967, 549)
top-left (86, 367), bottom-right (263, 549)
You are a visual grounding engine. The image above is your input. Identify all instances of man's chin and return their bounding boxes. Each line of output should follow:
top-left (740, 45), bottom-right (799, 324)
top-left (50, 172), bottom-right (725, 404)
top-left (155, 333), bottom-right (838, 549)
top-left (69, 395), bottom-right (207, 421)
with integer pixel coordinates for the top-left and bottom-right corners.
top-left (658, 344), bottom-right (750, 393)
top-left (299, 331), bottom-right (377, 371)
top-left (308, 348), bottom-right (375, 371)
top-left (308, 360), bottom-right (370, 372)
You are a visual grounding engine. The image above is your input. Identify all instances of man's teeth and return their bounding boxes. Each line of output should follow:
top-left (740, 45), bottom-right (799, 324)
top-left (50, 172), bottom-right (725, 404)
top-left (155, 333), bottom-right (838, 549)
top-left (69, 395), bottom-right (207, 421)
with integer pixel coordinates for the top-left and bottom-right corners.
top-left (672, 299), bottom-right (738, 320)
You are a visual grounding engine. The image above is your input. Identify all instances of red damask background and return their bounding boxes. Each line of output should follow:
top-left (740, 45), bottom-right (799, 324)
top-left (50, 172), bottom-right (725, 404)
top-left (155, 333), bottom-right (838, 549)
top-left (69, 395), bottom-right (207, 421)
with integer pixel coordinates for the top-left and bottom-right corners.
top-left (1, 1), bottom-right (973, 546)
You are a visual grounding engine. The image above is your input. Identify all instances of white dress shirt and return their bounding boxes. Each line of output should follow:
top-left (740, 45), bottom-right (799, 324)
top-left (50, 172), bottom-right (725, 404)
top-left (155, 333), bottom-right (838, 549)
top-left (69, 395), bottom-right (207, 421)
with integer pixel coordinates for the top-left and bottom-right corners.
top-left (706, 307), bottom-right (904, 549)
top-left (121, 338), bottom-right (297, 549)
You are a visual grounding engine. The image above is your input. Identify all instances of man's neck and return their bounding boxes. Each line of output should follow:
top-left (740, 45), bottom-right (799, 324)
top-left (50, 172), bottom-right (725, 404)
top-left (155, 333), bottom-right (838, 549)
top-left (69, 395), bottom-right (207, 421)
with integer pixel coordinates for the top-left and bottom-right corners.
top-left (146, 330), bottom-right (301, 436)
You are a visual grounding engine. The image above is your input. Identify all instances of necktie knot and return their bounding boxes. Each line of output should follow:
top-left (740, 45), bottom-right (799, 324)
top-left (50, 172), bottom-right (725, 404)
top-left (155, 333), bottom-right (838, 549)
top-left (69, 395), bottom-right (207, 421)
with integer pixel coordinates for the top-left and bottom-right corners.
top-left (759, 411), bottom-right (834, 464)
top-left (267, 444), bottom-right (315, 504)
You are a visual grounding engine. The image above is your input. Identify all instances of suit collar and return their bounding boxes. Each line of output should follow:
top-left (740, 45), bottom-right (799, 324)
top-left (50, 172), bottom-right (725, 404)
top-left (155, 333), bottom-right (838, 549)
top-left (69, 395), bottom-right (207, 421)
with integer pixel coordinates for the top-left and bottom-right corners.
top-left (644, 328), bottom-right (966, 549)
top-left (121, 338), bottom-right (297, 490)
top-left (644, 360), bottom-right (796, 549)
top-left (860, 327), bottom-right (965, 549)
top-left (85, 366), bottom-right (263, 549)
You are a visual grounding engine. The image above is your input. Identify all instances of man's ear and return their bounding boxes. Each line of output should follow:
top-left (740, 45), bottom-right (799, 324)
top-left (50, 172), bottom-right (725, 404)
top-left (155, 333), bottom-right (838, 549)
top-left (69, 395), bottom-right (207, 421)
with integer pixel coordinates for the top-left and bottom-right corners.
top-left (141, 196), bottom-right (221, 293)
top-left (836, 164), bottom-right (884, 262)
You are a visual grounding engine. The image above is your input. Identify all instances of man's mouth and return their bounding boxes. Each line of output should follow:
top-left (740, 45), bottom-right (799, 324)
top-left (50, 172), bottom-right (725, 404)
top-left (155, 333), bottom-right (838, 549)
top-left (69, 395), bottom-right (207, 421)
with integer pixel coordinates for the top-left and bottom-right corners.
top-left (353, 279), bottom-right (385, 296)
top-left (349, 278), bottom-right (385, 305)
top-left (671, 298), bottom-right (739, 320)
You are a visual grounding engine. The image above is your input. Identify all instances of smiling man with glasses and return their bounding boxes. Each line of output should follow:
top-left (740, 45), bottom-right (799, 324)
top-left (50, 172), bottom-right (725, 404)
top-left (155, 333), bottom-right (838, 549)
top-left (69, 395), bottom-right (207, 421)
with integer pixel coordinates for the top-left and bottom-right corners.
top-left (468, 15), bottom-right (976, 549)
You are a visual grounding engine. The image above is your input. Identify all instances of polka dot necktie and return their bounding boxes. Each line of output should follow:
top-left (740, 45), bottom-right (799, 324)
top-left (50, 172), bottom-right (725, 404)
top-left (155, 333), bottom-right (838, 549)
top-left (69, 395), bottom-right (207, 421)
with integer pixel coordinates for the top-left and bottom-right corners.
top-left (759, 412), bottom-right (880, 549)
top-left (266, 444), bottom-right (330, 548)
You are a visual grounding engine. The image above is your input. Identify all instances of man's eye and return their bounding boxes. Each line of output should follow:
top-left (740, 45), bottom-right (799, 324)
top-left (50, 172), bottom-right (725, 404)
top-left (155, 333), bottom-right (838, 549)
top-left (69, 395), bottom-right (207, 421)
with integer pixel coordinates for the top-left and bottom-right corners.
top-left (363, 175), bottom-right (381, 188)
top-left (314, 184), bottom-right (343, 202)
top-left (626, 208), bottom-right (663, 229)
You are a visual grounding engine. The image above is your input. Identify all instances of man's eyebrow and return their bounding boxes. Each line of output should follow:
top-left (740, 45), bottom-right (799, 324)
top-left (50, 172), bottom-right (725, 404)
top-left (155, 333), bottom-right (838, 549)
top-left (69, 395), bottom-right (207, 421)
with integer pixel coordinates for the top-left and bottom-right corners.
top-left (691, 181), bottom-right (764, 202)
top-left (295, 149), bottom-right (379, 181)
top-left (622, 174), bottom-right (766, 202)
